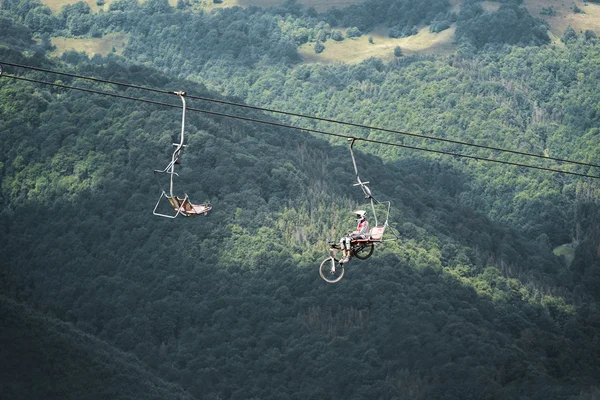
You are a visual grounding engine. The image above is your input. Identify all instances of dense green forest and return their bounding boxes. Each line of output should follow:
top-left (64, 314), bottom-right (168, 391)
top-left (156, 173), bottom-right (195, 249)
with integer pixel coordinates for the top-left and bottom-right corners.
top-left (1, 0), bottom-right (600, 398)
top-left (0, 295), bottom-right (197, 399)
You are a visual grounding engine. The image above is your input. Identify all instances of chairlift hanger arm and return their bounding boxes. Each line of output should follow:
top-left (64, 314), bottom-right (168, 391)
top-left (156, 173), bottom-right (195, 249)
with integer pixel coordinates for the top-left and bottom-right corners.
top-left (174, 91), bottom-right (187, 150)
top-left (154, 90), bottom-right (196, 218)
top-left (165, 92), bottom-right (187, 195)
top-left (348, 139), bottom-right (398, 233)
top-left (349, 138), bottom-right (379, 202)
top-left (349, 138), bottom-right (361, 183)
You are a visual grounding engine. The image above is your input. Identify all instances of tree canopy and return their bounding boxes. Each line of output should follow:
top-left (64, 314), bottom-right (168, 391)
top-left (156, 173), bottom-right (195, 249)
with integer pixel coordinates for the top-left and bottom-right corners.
top-left (1, 0), bottom-right (600, 398)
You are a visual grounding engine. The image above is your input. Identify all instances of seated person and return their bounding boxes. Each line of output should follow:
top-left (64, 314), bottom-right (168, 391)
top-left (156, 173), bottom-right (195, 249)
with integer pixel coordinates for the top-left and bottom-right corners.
top-left (340, 210), bottom-right (369, 263)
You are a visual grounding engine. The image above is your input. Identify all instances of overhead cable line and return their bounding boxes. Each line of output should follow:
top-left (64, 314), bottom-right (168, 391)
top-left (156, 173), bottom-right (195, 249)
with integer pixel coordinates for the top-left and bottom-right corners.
top-left (2, 71), bottom-right (600, 180)
top-left (3, 61), bottom-right (600, 171)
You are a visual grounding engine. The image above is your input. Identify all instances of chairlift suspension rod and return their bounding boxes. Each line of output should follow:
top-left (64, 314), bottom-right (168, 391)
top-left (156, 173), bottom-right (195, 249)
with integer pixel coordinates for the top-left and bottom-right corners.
top-left (165, 91), bottom-right (186, 197)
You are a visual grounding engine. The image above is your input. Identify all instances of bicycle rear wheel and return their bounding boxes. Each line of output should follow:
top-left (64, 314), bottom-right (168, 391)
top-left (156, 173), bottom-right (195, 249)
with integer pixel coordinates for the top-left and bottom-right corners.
top-left (353, 243), bottom-right (374, 260)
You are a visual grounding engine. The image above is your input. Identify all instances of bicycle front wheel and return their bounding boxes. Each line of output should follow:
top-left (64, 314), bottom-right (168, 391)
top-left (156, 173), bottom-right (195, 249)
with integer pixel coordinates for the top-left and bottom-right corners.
top-left (319, 257), bottom-right (344, 283)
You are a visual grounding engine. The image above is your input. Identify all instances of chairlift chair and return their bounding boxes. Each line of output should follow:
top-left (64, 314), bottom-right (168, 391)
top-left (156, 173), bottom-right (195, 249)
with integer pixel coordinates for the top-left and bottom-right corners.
top-left (319, 139), bottom-right (400, 283)
top-left (348, 138), bottom-right (393, 241)
top-left (153, 91), bottom-right (211, 218)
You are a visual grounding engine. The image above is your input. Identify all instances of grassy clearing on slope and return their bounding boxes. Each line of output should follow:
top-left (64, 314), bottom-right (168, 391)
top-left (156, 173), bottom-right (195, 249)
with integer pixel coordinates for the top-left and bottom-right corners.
top-left (524, 0), bottom-right (600, 38)
top-left (42, 0), bottom-right (359, 12)
top-left (42, 0), bottom-right (177, 13)
top-left (553, 243), bottom-right (576, 267)
top-left (40, 0), bottom-right (600, 37)
top-left (299, 25), bottom-right (456, 64)
top-left (51, 33), bottom-right (129, 57)
top-left (235, 0), bottom-right (363, 12)
top-left (452, 0), bottom-right (599, 38)
top-left (43, 0), bottom-right (111, 13)
top-left (481, 1), bottom-right (500, 13)
top-left (189, 0), bottom-right (364, 12)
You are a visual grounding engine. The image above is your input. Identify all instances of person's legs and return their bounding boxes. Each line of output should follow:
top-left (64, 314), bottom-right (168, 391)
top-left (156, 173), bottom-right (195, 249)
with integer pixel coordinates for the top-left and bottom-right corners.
top-left (340, 237), bottom-right (351, 263)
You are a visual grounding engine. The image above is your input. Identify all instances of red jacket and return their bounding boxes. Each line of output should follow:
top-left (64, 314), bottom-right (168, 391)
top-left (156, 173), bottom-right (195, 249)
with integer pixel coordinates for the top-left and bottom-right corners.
top-left (352, 219), bottom-right (369, 236)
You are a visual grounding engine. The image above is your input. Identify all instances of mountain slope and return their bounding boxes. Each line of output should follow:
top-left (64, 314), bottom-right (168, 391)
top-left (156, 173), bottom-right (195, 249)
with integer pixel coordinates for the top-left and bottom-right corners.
top-left (1, 49), bottom-right (599, 398)
top-left (0, 295), bottom-right (196, 400)
top-left (1, 3), bottom-right (600, 399)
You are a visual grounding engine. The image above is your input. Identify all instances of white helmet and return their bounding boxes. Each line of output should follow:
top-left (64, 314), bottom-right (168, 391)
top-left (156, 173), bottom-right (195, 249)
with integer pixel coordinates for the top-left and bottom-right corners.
top-left (354, 210), bottom-right (366, 220)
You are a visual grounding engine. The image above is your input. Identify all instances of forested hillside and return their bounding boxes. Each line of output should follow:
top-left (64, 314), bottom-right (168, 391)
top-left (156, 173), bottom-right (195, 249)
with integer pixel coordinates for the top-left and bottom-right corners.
top-left (0, 295), bottom-right (196, 400)
top-left (1, 0), bottom-right (600, 398)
